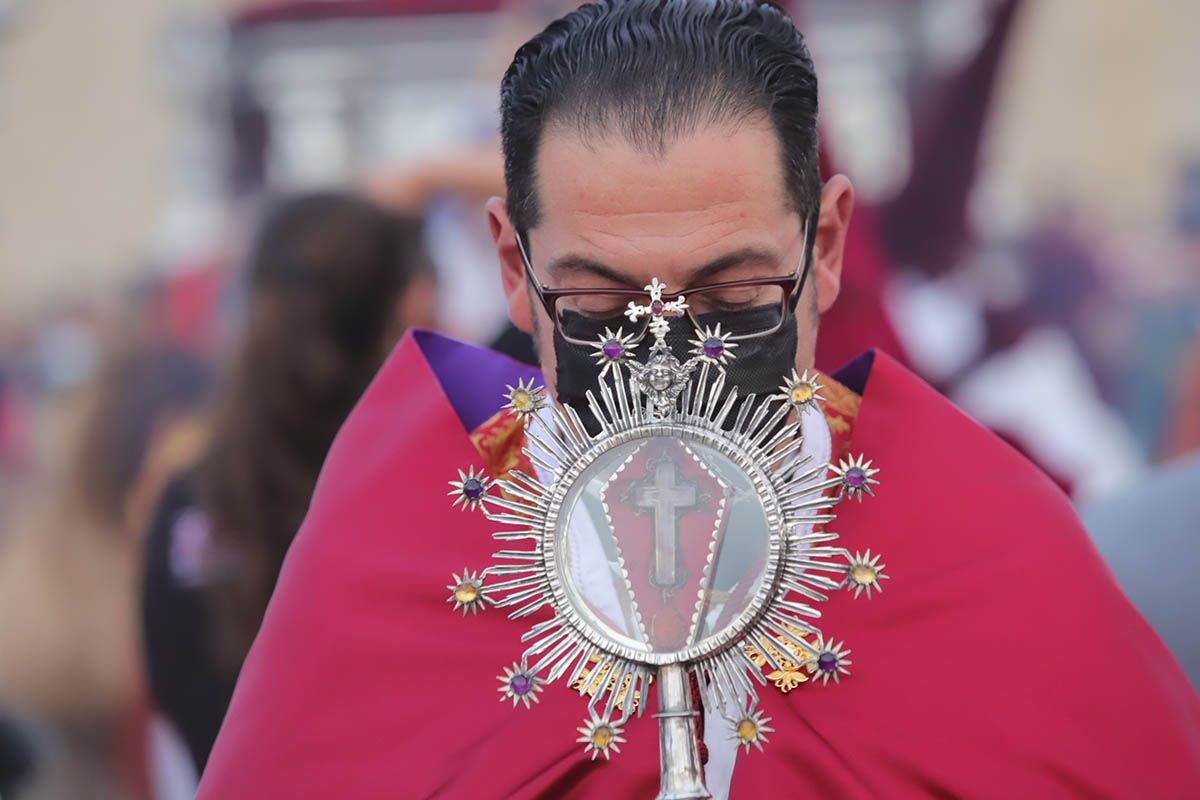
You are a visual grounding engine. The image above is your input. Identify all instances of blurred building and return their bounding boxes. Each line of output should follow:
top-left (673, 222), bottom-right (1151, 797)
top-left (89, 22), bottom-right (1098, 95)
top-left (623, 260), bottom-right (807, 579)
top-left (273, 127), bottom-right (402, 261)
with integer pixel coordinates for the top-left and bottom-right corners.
top-left (3, 0), bottom-right (1198, 315)
top-left (981, 0), bottom-right (1200, 234)
top-left (0, 0), bottom-right (182, 326)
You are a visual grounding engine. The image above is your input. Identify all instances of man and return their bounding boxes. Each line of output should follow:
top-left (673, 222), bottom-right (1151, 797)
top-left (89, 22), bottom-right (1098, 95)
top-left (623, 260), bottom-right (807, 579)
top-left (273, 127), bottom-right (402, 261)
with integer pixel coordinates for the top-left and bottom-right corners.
top-left (198, 2), bottom-right (1200, 797)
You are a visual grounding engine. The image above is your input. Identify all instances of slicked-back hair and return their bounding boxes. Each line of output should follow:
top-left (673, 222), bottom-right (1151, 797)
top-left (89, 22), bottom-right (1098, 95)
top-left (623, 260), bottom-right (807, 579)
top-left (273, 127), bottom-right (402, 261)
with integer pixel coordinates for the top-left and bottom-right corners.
top-left (500, 0), bottom-right (820, 238)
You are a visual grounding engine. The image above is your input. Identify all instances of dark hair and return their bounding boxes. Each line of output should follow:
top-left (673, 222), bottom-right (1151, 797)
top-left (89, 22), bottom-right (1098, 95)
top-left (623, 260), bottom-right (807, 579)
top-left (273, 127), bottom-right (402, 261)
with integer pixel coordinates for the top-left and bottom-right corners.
top-left (202, 191), bottom-right (430, 669)
top-left (500, 0), bottom-right (820, 235)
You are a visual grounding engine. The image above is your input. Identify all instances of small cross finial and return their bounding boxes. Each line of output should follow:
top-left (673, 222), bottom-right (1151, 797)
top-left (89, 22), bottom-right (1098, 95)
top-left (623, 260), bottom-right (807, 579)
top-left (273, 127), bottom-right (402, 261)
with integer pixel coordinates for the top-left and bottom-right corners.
top-left (625, 279), bottom-right (688, 341)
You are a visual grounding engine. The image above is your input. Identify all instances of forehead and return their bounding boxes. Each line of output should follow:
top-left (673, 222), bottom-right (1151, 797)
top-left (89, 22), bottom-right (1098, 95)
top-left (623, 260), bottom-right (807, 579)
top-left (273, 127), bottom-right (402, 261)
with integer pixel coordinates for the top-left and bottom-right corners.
top-left (531, 118), bottom-right (798, 270)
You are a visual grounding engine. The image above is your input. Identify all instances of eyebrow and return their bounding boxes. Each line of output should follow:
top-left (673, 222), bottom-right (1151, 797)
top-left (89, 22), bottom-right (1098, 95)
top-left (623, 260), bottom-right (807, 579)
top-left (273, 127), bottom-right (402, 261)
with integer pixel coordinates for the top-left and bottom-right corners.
top-left (546, 247), bottom-right (783, 290)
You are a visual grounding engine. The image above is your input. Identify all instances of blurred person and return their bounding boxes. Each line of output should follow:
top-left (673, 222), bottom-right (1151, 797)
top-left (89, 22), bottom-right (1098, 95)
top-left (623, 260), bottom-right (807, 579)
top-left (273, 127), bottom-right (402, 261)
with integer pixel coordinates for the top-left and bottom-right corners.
top-left (0, 357), bottom-right (30, 510)
top-left (199, 3), bottom-right (1200, 798)
top-left (1124, 296), bottom-right (1198, 458)
top-left (947, 208), bottom-right (1147, 500)
top-left (139, 191), bottom-right (436, 780)
top-left (1163, 324), bottom-right (1200, 459)
top-left (877, 0), bottom-right (1024, 282)
top-left (1158, 161), bottom-right (1200, 460)
top-left (1080, 451), bottom-right (1200, 690)
top-left (366, 0), bottom-right (582, 366)
top-left (0, 712), bottom-right (36, 798)
top-left (1116, 162), bottom-right (1200, 461)
top-left (367, 142), bottom-right (530, 362)
top-left (950, 323), bottom-right (1145, 499)
top-left (0, 333), bottom-right (211, 799)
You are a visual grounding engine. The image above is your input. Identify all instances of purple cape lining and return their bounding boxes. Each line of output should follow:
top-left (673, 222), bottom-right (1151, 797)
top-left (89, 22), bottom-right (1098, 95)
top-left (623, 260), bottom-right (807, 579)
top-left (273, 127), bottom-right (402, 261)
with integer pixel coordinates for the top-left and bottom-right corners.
top-left (414, 329), bottom-right (543, 431)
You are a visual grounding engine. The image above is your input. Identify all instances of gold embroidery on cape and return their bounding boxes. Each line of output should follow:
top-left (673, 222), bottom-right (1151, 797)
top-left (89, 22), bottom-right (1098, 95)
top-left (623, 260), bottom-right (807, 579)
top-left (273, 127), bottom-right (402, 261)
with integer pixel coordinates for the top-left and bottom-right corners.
top-left (825, 414), bottom-right (852, 436)
top-left (815, 371), bottom-right (860, 420)
top-left (469, 408), bottom-right (531, 482)
top-left (814, 371), bottom-right (860, 466)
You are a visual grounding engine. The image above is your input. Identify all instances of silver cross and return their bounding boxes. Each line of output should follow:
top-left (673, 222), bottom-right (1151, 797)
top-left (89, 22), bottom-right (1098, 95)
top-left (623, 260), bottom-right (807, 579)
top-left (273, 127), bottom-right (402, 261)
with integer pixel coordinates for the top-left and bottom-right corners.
top-left (625, 278), bottom-right (688, 341)
top-left (634, 458), bottom-right (699, 588)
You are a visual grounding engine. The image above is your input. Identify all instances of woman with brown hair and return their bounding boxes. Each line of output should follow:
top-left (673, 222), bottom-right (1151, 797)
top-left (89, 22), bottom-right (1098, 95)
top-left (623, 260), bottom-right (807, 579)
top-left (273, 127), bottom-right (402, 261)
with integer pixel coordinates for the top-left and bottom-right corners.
top-left (139, 191), bottom-right (435, 778)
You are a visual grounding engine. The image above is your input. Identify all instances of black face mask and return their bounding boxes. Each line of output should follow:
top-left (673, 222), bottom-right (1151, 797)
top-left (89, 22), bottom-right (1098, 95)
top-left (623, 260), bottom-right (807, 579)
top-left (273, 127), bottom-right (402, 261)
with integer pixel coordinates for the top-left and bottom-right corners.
top-left (553, 304), bottom-right (798, 434)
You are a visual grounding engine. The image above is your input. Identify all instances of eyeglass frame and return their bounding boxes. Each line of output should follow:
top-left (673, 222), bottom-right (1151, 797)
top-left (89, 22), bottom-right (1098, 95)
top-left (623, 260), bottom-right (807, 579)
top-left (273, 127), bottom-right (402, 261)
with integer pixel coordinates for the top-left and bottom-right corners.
top-left (514, 221), bottom-right (814, 347)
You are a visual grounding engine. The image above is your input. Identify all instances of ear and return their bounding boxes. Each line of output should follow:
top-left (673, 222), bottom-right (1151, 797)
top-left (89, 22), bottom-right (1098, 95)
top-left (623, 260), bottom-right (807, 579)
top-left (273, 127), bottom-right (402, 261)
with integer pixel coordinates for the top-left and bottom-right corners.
top-left (487, 196), bottom-right (533, 334)
top-left (811, 174), bottom-right (855, 315)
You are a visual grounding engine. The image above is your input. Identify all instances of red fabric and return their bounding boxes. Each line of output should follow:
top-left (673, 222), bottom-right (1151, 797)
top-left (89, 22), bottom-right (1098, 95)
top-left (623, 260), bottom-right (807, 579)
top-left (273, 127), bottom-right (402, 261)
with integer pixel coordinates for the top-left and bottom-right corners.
top-left (732, 350), bottom-right (1200, 797)
top-left (198, 333), bottom-right (1200, 798)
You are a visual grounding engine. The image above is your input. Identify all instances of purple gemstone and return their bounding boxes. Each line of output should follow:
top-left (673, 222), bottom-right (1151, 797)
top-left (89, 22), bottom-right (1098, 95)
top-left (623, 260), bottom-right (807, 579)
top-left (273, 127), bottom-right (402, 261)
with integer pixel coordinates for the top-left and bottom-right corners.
top-left (650, 300), bottom-right (664, 314)
top-left (702, 337), bottom-right (724, 358)
top-left (510, 674), bottom-right (533, 695)
top-left (817, 652), bottom-right (838, 673)
top-left (462, 477), bottom-right (484, 500)
top-left (602, 339), bottom-right (624, 360)
top-left (844, 467), bottom-right (866, 488)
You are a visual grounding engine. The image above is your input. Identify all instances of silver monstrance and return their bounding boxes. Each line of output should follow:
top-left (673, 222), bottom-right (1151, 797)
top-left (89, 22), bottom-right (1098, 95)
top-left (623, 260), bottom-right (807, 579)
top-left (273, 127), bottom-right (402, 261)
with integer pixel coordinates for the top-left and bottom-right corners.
top-left (447, 278), bottom-right (886, 799)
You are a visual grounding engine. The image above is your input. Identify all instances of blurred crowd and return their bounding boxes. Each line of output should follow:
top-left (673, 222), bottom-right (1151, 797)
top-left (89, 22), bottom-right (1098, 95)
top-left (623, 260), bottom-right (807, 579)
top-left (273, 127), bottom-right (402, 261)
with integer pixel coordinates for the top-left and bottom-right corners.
top-left (1, 1), bottom-right (1198, 798)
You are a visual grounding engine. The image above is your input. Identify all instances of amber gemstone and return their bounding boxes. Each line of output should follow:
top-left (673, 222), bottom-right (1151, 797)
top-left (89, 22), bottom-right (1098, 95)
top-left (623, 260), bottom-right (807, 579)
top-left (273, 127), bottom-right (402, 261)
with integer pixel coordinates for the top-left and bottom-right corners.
top-left (850, 565), bottom-right (877, 585)
top-left (737, 719), bottom-right (758, 742)
top-left (592, 725), bottom-right (613, 749)
top-left (454, 583), bottom-right (478, 603)
top-left (790, 383), bottom-right (815, 403)
top-left (511, 389), bottom-right (534, 412)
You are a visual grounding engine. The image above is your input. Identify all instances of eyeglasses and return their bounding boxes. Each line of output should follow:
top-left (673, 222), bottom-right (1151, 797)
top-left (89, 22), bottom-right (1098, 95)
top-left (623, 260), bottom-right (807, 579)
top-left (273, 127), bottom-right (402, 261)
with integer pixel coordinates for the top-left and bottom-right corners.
top-left (515, 227), bottom-right (812, 347)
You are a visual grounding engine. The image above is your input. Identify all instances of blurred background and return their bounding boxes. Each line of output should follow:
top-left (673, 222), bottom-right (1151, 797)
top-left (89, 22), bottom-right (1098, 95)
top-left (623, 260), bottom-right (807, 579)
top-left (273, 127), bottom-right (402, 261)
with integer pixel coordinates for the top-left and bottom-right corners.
top-left (0, 0), bottom-right (1197, 797)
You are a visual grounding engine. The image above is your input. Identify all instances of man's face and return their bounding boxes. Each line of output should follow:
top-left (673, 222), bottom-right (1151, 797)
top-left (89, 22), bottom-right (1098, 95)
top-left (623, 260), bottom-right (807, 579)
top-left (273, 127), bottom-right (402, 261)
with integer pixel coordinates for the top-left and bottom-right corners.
top-left (489, 117), bottom-right (853, 397)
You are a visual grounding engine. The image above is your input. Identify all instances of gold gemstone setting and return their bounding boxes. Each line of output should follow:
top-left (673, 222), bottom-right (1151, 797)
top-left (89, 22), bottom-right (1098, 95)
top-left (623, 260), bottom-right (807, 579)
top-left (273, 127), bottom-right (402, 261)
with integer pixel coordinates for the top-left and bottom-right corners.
top-left (502, 378), bottom-right (545, 420)
top-left (446, 568), bottom-right (487, 615)
top-left (776, 369), bottom-right (826, 412)
top-left (577, 713), bottom-right (626, 760)
top-left (729, 709), bottom-right (774, 753)
top-left (844, 550), bottom-right (888, 599)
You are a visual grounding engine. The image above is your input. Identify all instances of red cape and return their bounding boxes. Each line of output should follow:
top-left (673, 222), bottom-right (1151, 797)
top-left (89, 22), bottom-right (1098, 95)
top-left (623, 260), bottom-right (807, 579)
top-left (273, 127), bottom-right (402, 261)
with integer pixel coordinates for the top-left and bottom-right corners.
top-left (198, 331), bottom-right (1200, 798)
